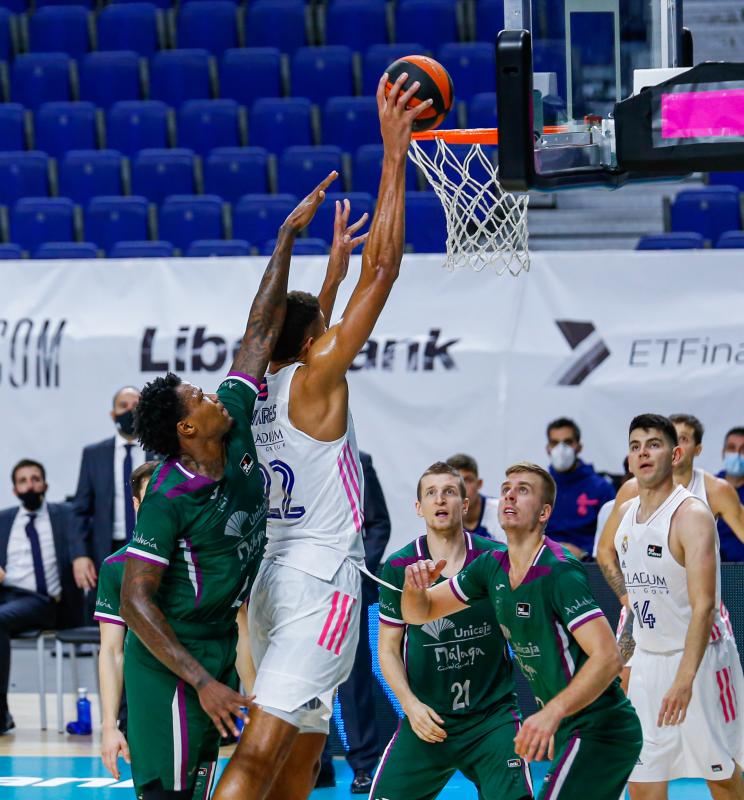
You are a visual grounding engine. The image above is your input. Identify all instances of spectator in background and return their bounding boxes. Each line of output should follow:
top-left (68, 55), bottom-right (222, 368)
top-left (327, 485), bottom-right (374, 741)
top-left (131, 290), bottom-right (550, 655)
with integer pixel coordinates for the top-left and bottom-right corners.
top-left (717, 426), bottom-right (744, 561)
top-left (0, 459), bottom-right (82, 733)
top-left (445, 453), bottom-right (505, 542)
top-left (69, 386), bottom-right (150, 594)
top-left (545, 416), bottom-right (615, 560)
top-left (317, 451), bottom-right (391, 793)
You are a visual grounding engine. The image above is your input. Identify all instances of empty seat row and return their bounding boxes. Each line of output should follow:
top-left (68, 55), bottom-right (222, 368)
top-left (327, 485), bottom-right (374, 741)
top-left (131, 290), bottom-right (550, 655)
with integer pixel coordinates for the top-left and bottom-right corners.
top-left (4, 191), bottom-right (446, 254)
top-left (637, 231), bottom-right (744, 250)
top-left (667, 186), bottom-right (744, 246)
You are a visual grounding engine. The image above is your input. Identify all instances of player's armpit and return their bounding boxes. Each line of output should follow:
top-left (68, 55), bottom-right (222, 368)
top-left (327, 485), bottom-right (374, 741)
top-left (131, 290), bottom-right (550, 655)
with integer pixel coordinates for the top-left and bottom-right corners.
top-left (714, 477), bottom-right (744, 542)
top-left (596, 486), bottom-right (637, 603)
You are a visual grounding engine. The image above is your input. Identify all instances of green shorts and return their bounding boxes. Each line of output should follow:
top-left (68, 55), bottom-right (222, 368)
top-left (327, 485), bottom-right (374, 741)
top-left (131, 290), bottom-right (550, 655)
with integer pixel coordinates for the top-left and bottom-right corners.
top-left (370, 707), bottom-right (533, 800)
top-left (124, 620), bottom-right (238, 797)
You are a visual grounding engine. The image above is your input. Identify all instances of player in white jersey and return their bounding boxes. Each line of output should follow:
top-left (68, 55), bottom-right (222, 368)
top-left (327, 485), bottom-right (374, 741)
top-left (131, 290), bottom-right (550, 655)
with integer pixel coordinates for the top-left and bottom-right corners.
top-left (614, 414), bottom-right (744, 799)
top-left (213, 72), bottom-right (434, 800)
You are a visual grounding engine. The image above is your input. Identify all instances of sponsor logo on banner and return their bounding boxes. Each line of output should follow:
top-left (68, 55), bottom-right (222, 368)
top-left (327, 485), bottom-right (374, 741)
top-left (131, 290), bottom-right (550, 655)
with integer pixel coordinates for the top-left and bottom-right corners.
top-left (0, 318), bottom-right (66, 388)
top-left (553, 320), bottom-right (611, 386)
top-left (141, 327), bottom-right (241, 373)
top-left (350, 328), bottom-right (459, 371)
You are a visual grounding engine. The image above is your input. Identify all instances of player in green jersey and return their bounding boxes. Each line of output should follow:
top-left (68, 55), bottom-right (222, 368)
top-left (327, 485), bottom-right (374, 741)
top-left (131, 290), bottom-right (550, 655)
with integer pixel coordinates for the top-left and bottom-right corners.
top-left (119, 174), bottom-right (340, 800)
top-left (401, 461), bottom-right (642, 800)
top-left (373, 461), bottom-right (533, 800)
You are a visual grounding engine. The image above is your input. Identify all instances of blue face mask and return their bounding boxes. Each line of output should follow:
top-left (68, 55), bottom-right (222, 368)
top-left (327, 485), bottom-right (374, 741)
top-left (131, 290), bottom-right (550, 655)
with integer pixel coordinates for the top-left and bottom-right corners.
top-left (723, 452), bottom-right (744, 478)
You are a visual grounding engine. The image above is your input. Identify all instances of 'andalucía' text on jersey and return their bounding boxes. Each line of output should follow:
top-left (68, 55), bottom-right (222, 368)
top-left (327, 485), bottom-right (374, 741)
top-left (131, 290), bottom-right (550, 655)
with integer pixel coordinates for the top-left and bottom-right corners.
top-left (126, 372), bottom-right (267, 627)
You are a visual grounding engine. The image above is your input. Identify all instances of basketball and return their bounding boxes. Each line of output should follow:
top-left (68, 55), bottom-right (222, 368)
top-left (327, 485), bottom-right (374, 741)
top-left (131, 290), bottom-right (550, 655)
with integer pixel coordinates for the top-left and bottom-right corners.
top-left (384, 55), bottom-right (454, 132)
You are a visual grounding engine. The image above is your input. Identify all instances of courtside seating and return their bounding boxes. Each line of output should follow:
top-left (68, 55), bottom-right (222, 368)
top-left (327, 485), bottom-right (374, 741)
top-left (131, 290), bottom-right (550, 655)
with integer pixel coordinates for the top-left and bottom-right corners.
top-left (716, 231), bottom-right (744, 249)
top-left (249, 98), bottom-right (313, 152)
top-left (323, 97), bottom-right (379, 151)
top-left (28, 6), bottom-right (90, 59)
top-left (291, 47), bottom-right (354, 106)
top-left (670, 186), bottom-right (742, 246)
top-left (324, 0), bottom-right (388, 53)
top-left (107, 101), bottom-right (169, 156)
top-left (158, 194), bottom-right (224, 252)
top-left (149, 49), bottom-right (212, 107)
top-left (12, 54), bottom-right (72, 110)
top-left (232, 193), bottom-right (298, 246)
top-left (474, 0), bottom-right (505, 46)
top-left (306, 191), bottom-right (374, 241)
top-left (186, 239), bottom-right (251, 256)
top-left (362, 43), bottom-right (425, 94)
top-left (97, 3), bottom-right (161, 57)
top-left (261, 237), bottom-right (328, 255)
top-left (203, 147), bottom-right (269, 201)
top-left (709, 172), bottom-right (744, 192)
top-left (110, 240), bottom-right (174, 257)
top-left (395, 0), bottom-right (459, 53)
top-left (278, 146), bottom-right (344, 195)
top-left (0, 243), bottom-right (22, 258)
top-left (0, 152), bottom-right (49, 206)
top-left (79, 51), bottom-right (142, 109)
top-left (85, 196), bottom-right (150, 254)
top-left (131, 148), bottom-right (196, 204)
top-left (177, 100), bottom-right (241, 155)
top-left (11, 197), bottom-right (76, 253)
top-left (219, 48), bottom-right (282, 108)
top-left (438, 43), bottom-right (495, 101)
top-left (0, 9), bottom-right (11, 62)
top-left (35, 102), bottom-right (97, 158)
top-left (34, 242), bottom-right (98, 259)
top-left (36, 0), bottom-right (95, 7)
top-left (467, 92), bottom-right (498, 128)
top-left (352, 144), bottom-right (419, 193)
top-left (58, 150), bottom-right (124, 204)
top-left (0, 0), bottom-right (23, 13)
top-left (404, 192), bottom-right (447, 252)
top-left (636, 233), bottom-right (705, 250)
top-left (245, 0), bottom-right (308, 53)
top-left (110, 0), bottom-right (171, 8)
top-left (0, 104), bottom-right (25, 151)
top-left (177, 1), bottom-right (239, 55)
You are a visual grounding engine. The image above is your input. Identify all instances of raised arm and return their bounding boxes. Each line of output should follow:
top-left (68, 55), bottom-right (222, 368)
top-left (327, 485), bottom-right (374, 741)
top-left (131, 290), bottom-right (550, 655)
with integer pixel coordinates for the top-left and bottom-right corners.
top-left (400, 559), bottom-right (469, 625)
top-left (710, 475), bottom-right (744, 545)
top-left (230, 172), bottom-right (338, 380)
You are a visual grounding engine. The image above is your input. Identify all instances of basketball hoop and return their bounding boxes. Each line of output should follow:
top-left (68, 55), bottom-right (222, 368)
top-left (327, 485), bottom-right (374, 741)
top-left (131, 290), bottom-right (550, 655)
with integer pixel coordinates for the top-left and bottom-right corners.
top-left (408, 127), bottom-right (532, 275)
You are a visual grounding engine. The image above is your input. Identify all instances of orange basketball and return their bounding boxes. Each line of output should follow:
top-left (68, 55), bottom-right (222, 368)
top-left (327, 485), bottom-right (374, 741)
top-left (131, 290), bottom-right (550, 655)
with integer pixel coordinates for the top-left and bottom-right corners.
top-left (384, 55), bottom-right (454, 132)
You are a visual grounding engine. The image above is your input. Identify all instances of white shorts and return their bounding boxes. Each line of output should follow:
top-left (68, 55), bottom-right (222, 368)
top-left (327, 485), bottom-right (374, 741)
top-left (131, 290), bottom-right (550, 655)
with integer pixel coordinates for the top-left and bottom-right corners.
top-left (629, 638), bottom-right (744, 782)
top-left (248, 557), bottom-right (361, 734)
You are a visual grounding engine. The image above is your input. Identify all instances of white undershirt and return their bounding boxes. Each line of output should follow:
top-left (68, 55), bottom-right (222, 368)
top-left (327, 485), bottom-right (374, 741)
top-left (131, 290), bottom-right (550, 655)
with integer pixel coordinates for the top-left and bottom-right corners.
top-left (4, 501), bottom-right (61, 599)
top-left (112, 433), bottom-right (146, 542)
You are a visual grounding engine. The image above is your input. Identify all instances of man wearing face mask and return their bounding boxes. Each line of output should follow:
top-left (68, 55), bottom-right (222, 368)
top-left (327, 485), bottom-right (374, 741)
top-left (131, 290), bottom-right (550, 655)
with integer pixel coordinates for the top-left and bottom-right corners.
top-left (717, 426), bottom-right (744, 562)
top-left (0, 460), bottom-right (81, 733)
top-left (545, 417), bottom-right (615, 560)
top-left (69, 387), bottom-right (151, 595)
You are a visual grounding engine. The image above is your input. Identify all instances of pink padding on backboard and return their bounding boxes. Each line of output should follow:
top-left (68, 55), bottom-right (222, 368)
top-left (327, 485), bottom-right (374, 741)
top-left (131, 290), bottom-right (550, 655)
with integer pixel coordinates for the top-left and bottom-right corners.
top-left (662, 88), bottom-right (744, 139)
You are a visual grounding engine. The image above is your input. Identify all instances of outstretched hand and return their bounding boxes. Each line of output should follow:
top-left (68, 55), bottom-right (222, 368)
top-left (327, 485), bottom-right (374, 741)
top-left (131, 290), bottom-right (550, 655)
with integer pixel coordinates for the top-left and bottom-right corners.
top-left (376, 72), bottom-right (433, 159)
top-left (330, 198), bottom-right (368, 272)
top-left (284, 171), bottom-right (338, 233)
top-left (404, 558), bottom-right (447, 591)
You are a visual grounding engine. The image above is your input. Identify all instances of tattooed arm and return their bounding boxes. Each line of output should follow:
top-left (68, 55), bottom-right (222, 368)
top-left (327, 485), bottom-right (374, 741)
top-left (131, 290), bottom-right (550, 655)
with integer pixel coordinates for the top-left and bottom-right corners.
top-left (597, 486), bottom-right (638, 606)
top-left (120, 559), bottom-right (250, 737)
top-left (617, 607), bottom-right (636, 664)
top-left (230, 171), bottom-right (339, 380)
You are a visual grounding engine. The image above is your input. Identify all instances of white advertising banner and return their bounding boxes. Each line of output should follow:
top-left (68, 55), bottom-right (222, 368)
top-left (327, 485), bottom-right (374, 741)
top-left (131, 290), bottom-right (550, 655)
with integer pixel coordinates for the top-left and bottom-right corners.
top-left (1, 251), bottom-right (742, 555)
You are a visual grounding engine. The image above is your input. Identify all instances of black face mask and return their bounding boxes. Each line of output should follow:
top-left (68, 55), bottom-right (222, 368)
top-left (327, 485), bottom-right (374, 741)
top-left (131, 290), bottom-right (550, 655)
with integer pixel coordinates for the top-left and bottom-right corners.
top-left (115, 409), bottom-right (136, 437)
top-left (18, 490), bottom-right (43, 512)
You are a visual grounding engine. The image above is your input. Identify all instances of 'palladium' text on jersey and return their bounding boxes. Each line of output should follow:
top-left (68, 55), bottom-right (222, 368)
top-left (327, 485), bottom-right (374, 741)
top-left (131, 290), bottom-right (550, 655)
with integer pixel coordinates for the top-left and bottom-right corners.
top-left (623, 570), bottom-right (669, 594)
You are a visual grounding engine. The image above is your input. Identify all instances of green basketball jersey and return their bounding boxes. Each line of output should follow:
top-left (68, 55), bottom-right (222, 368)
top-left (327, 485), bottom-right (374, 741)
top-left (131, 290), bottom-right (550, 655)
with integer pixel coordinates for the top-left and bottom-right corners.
top-left (126, 373), bottom-right (267, 627)
top-left (452, 536), bottom-right (632, 736)
top-left (94, 544), bottom-right (128, 626)
top-left (379, 531), bottom-right (518, 726)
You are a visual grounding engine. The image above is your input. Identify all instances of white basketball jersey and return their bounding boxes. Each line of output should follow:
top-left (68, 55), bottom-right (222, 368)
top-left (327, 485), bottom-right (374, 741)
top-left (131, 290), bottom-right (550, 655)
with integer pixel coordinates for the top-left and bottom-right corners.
top-left (616, 485), bottom-right (723, 653)
top-left (687, 468), bottom-right (708, 506)
top-left (253, 363), bottom-right (365, 581)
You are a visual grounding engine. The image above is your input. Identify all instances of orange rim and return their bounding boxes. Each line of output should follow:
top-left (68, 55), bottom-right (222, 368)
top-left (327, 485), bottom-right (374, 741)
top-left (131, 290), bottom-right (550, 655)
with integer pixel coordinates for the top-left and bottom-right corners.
top-left (411, 126), bottom-right (570, 145)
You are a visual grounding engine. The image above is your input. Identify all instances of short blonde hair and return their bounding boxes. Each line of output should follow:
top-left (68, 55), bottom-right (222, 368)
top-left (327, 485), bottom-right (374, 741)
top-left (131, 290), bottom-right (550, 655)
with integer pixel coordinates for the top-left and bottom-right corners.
top-left (505, 461), bottom-right (556, 507)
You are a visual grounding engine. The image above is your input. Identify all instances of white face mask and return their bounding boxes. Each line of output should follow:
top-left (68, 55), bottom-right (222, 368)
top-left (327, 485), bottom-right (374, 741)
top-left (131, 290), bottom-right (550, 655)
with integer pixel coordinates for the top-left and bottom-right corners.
top-left (550, 442), bottom-right (576, 472)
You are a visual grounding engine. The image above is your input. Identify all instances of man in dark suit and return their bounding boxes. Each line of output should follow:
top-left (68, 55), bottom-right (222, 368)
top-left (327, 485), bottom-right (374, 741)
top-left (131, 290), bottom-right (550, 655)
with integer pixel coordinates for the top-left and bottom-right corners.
top-left (69, 386), bottom-right (149, 592)
top-left (318, 450), bottom-right (391, 792)
top-left (0, 459), bottom-right (82, 733)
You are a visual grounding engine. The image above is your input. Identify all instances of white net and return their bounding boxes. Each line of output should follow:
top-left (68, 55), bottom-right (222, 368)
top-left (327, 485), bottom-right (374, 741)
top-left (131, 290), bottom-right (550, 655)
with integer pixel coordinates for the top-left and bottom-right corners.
top-left (408, 135), bottom-right (530, 275)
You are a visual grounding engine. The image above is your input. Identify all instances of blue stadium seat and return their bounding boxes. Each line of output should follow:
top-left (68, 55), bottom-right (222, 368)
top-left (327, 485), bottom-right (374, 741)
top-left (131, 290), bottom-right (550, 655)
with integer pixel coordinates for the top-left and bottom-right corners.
top-left (291, 47), bottom-right (354, 106)
top-left (716, 231), bottom-right (744, 249)
top-left (306, 191), bottom-right (373, 241)
top-left (11, 198), bottom-right (76, 253)
top-left (636, 233), bottom-right (705, 250)
top-left (110, 240), bottom-right (174, 258)
top-left (353, 143), bottom-right (419, 193)
top-left (474, 0), bottom-right (504, 47)
top-left (278, 145), bottom-right (343, 195)
top-left (0, 152), bottom-right (49, 206)
top-left (396, 0), bottom-right (458, 53)
top-left (437, 43), bottom-right (495, 102)
top-left (0, 0), bottom-right (25, 12)
top-left (261, 237), bottom-right (327, 255)
top-left (325, 1), bottom-right (388, 53)
top-left (233, 194), bottom-right (298, 247)
top-left (59, 150), bottom-right (123, 204)
top-left (467, 92), bottom-right (498, 128)
top-left (670, 186), bottom-right (742, 246)
top-left (249, 98), bottom-right (313, 153)
top-left (35, 102), bottom-right (97, 158)
top-left (80, 51), bottom-right (141, 109)
top-left (110, 0), bottom-right (171, 8)
top-left (186, 239), bottom-right (251, 257)
top-left (150, 49), bottom-right (212, 107)
top-left (85, 196), bottom-right (150, 254)
top-left (131, 149), bottom-right (196, 204)
top-left (107, 101), bottom-right (169, 156)
top-left (182, 0), bottom-right (239, 4)
top-left (34, 242), bottom-right (99, 260)
top-left (97, 3), bottom-right (160, 57)
top-left (0, 105), bottom-right (27, 152)
top-left (323, 97), bottom-right (379, 151)
top-left (11, 54), bottom-right (72, 110)
top-left (177, 99), bottom-right (240, 155)
top-left (709, 172), bottom-right (744, 192)
top-left (404, 191), bottom-right (446, 252)
top-left (362, 43), bottom-right (426, 94)
top-left (36, 0), bottom-right (94, 5)
top-left (29, 6), bottom-right (90, 59)
top-left (158, 195), bottom-right (224, 252)
top-left (0, 243), bottom-right (22, 259)
top-left (219, 48), bottom-right (282, 108)
top-left (0, 9), bottom-right (14, 62)
top-left (245, 0), bottom-right (307, 53)
top-left (203, 147), bottom-right (269, 201)
top-left (177, 1), bottom-right (238, 55)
